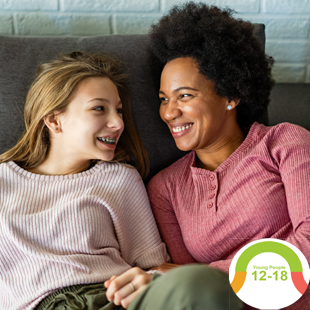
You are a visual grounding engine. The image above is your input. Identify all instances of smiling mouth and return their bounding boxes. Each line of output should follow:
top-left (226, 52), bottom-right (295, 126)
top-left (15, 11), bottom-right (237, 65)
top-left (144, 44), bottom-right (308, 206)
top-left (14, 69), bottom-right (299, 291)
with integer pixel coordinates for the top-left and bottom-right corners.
top-left (171, 123), bottom-right (193, 133)
top-left (97, 137), bottom-right (116, 145)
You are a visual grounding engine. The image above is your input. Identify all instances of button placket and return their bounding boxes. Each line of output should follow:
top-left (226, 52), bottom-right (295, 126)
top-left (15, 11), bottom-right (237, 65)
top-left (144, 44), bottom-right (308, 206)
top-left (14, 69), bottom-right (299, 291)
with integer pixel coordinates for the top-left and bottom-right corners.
top-left (207, 173), bottom-right (217, 210)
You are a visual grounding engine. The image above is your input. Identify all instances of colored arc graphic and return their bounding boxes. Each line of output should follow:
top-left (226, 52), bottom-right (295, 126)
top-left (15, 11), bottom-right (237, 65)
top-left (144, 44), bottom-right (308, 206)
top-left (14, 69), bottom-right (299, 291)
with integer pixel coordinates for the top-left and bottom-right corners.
top-left (231, 241), bottom-right (308, 295)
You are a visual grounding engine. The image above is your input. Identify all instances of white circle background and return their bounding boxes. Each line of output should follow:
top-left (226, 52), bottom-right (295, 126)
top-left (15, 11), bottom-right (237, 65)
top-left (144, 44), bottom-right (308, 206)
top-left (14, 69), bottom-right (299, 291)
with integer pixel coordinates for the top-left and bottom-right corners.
top-left (229, 238), bottom-right (310, 309)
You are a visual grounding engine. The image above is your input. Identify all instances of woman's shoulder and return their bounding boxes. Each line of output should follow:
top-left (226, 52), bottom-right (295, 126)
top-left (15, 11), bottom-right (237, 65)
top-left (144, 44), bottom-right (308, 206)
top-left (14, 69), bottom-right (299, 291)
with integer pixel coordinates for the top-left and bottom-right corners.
top-left (249, 122), bottom-right (310, 166)
top-left (253, 122), bottom-right (310, 145)
top-left (272, 122), bottom-right (310, 136)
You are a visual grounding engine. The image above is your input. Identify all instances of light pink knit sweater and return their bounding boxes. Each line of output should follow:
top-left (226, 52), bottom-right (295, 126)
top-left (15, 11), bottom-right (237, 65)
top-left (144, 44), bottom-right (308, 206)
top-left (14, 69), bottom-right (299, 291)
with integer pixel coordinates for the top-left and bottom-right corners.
top-left (0, 162), bottom-right (169, 310)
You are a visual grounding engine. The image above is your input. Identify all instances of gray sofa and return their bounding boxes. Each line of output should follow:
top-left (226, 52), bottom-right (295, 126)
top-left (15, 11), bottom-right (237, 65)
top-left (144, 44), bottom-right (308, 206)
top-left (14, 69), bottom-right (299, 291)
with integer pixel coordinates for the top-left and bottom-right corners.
top-left (0, 25), bottom-right (308, 183)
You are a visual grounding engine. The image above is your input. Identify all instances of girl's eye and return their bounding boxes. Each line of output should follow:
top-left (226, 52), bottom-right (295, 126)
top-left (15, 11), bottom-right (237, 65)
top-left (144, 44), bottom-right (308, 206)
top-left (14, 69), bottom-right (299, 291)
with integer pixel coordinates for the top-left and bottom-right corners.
top-left (159, 97), bottom-right (168, 103)
top-left (117, 108), bottom-right (123, 114)
top-left (94, 106), bottom-right (104, 111)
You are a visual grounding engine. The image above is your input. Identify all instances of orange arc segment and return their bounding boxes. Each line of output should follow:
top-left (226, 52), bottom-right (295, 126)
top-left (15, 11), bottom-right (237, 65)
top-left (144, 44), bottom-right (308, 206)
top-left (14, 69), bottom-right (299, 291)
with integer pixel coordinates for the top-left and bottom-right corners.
top-left (231, 271), bottom-right (247, 294)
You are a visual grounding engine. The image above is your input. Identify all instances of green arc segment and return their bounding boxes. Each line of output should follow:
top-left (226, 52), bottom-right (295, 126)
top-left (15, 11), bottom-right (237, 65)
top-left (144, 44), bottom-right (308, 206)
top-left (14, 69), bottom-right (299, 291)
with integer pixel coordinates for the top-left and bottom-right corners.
top-left (235, 241), bottom-right (303, 272)
top-left (231, 241), bottom-right (308, 295)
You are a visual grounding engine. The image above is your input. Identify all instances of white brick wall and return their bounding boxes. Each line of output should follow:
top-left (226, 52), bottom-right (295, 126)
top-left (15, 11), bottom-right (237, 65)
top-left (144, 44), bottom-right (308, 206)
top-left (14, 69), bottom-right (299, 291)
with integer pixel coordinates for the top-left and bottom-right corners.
top-left (0, 0), bottom-right (309, 83)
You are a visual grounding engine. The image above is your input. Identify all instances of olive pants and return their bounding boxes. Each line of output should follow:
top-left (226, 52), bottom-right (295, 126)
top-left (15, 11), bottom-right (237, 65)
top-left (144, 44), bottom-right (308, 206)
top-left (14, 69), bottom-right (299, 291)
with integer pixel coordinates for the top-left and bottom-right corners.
top-left (37, 265), bottom-right (243, 310)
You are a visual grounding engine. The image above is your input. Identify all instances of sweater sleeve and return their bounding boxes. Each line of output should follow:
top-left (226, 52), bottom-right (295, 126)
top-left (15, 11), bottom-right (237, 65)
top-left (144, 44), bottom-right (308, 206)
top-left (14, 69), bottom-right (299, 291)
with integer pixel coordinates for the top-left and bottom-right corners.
top-left (147, 175), bottom-right (197, 265)
top-left (271, 124), bottom-right (310, 263)
top-left (270, 125), bottom-right (310, 310)
top-left (112, 167), bottom-right (170, 270)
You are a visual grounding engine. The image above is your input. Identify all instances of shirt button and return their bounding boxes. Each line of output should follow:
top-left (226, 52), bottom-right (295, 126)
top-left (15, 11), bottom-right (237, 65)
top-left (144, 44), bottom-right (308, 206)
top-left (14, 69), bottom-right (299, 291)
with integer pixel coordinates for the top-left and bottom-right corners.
top-left (207, 202), bottom-right (213, 208)
top-left (209, 193), bottom-right (215, 199)
top-left (209, 175), bottom-right (215, 181)
top-left (211, 185), bottom-right (216, 190)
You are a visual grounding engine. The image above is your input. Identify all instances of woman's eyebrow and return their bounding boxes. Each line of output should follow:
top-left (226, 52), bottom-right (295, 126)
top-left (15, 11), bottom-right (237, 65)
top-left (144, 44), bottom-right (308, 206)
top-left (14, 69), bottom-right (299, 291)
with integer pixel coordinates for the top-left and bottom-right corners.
top-left (174, 87), bottom-right (199, 92)
top-left (159, 87), bottom-right (199, 95)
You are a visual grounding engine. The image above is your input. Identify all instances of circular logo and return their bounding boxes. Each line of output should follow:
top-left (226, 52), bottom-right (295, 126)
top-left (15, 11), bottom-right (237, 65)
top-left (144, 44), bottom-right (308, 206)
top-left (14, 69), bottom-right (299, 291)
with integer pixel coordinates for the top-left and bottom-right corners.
top-left (229, 239), bottom-right (310, 309)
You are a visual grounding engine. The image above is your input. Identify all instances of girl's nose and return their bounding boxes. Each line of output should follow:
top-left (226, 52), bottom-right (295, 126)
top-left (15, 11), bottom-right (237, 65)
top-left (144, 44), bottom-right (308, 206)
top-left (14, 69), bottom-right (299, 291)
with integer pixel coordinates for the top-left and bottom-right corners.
top-left (107, 110), bottom-right (124, 130)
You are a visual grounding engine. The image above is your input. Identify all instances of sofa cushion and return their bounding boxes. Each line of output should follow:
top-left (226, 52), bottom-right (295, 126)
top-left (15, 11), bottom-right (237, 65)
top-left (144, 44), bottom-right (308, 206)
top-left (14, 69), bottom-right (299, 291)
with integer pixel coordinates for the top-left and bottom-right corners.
top-left (0, 25), bottom-right (265, 182)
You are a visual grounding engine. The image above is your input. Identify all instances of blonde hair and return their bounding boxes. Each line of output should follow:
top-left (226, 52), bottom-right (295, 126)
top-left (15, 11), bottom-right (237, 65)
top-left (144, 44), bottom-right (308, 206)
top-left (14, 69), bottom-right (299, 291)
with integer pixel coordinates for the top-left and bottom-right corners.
top-left (0, 51), bottom-right (149, 178)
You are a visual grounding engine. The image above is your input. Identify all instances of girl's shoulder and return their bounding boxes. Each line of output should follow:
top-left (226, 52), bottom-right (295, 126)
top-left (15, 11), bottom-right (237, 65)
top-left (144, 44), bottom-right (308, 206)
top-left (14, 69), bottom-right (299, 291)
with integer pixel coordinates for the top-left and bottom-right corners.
top-left (96, 161), bottom-right (142, 182)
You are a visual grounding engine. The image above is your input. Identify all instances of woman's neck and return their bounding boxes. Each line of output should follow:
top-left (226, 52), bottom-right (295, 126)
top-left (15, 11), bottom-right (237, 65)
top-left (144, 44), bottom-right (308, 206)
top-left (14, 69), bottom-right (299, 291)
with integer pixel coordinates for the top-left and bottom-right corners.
top-left (195, 126), bottom-right (245, 171)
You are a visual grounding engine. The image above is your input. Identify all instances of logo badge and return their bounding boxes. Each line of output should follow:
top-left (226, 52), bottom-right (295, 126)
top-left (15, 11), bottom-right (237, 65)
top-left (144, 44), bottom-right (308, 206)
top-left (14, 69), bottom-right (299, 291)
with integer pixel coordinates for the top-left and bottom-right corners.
top-left (229, 239), bottom-right (310, 309)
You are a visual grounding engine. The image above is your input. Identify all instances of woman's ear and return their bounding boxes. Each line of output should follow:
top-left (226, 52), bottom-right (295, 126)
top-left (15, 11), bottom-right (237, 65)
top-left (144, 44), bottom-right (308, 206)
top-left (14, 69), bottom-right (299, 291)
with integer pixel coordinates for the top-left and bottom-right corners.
top-left (226, 99), bottom-right (240, 110)
top-left (43, 112), bottom-right (62, 133)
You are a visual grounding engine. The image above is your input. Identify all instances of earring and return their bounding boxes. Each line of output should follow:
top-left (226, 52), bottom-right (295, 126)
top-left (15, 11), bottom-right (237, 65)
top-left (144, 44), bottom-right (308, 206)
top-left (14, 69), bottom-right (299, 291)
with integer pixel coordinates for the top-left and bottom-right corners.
top-left (227, 105), bottom-right (232, 110)
top-left (56, 128), bottom-right (59, 131)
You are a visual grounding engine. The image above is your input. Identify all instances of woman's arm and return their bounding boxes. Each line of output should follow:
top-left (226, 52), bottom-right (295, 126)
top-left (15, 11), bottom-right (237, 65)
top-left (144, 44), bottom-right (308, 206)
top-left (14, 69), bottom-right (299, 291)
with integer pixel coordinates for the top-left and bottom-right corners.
top-left (268, 125), bottom-right (310, 310)
top-left (147, 175), bottom-right (197, 265)
top-left (271, 125), bottom-right (310, 262)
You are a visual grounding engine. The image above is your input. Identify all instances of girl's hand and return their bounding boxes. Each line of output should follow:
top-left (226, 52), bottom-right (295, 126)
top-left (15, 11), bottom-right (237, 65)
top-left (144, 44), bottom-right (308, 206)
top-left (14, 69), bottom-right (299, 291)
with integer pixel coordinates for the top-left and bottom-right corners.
top-left (104, 267), bottom-right (152, 309)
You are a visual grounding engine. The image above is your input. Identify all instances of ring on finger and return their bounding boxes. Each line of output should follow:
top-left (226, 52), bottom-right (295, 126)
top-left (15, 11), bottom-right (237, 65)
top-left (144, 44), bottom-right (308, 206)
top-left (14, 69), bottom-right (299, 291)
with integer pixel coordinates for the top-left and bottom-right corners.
top-left (129, 282), bottom-right (135, 292)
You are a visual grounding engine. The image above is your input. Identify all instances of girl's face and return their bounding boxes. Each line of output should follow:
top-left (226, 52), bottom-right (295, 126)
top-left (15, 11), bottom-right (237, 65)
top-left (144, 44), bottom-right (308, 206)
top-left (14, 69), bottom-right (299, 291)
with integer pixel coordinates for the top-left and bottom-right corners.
top-left (159, 57), bottom-right (233, 152)
top-left (57, 76), bottom-right (124, 163)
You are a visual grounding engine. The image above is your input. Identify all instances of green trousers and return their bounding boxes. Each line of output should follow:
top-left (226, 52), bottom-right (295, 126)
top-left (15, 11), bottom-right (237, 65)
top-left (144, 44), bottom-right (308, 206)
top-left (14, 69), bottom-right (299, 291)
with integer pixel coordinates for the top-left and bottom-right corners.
top-left (36, 265), bottom-right (243, 310)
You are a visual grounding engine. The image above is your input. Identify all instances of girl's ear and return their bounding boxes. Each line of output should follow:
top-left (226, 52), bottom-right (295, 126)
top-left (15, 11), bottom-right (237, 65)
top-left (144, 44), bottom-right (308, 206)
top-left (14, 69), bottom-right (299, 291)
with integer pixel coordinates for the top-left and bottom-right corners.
top-left (43, 112), bottom-right (62, 133)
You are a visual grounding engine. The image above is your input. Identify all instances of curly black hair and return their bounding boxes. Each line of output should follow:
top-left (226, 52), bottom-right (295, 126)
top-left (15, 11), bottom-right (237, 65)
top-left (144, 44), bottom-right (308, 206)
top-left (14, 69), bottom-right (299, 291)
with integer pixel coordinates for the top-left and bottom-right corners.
top-left (149, 2), bottom-right (275, 127)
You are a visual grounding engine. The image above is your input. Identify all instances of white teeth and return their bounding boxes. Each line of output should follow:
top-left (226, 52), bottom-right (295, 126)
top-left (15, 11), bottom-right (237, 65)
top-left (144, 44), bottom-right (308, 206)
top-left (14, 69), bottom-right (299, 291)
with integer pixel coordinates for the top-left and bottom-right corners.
top-left (172, 124), bottom-right (193, 133)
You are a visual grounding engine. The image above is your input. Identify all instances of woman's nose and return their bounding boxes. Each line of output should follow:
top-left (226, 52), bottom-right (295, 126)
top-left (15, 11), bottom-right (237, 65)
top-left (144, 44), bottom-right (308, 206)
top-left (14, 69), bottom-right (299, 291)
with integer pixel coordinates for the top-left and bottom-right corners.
top-left (160, 99), bottom-right (182, 121)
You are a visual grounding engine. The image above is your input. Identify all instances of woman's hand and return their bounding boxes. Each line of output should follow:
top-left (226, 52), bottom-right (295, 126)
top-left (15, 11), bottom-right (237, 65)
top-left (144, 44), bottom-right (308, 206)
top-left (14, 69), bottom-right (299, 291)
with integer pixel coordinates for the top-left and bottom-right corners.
top-left (104, 267), bottom-right (152, 309)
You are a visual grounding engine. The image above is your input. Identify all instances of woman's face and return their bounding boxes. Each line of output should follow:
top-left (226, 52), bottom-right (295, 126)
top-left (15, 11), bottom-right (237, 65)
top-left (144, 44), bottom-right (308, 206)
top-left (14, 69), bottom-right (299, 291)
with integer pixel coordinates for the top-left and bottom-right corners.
top-left (159, 57), bottom-right (233, 152)
top-left (57, 76), bottom-right (124, 162)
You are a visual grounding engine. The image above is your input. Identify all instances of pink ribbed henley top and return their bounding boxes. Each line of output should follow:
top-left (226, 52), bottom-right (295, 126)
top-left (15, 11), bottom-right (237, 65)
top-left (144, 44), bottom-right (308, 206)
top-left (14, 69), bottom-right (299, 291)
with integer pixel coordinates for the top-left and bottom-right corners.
top-left (148, 122), bottom-right (310, 310)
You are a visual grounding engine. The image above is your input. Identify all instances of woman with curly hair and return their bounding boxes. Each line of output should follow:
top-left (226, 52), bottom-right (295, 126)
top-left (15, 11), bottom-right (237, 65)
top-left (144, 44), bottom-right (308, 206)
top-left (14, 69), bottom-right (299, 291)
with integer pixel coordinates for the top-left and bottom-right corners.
top-left (147, 2), bottom-right (310, 310)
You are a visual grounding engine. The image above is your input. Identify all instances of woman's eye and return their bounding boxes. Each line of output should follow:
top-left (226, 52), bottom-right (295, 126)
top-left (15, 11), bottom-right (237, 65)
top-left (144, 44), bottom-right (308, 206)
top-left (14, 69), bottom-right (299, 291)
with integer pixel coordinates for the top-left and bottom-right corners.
top-left (179, 94), bottom-right (192, 99)
top-left (159, 97), bottom-right (168, 103)
top-left (117, 108), bottom-right (123, 114)
top-left (94, 106), bottom-right (104, 111)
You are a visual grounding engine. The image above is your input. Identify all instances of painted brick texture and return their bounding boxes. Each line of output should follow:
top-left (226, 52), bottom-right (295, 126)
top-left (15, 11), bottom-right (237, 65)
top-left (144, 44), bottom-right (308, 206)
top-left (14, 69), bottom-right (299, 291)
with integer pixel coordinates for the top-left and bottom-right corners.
top-left (0, 0), bottom-right (309, 83)
top-left (114, 14), bottom-right (161, 35)
top-left (63, 0), bottom-right (159, 12)
top-left (0, 0), bottom-right (58, 11)
top-left (165, 0), bottom-right (260, 13)
top-left (16, 12), bottom-right (111, 36)
top-left (0, 14), bottom-right (13, 34)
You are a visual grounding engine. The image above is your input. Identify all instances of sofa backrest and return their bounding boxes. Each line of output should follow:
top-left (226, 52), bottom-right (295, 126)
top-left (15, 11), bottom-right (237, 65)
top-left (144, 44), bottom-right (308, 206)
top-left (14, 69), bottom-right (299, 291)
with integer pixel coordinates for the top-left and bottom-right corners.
top-left (0, 24), bottom-right (265, 182)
